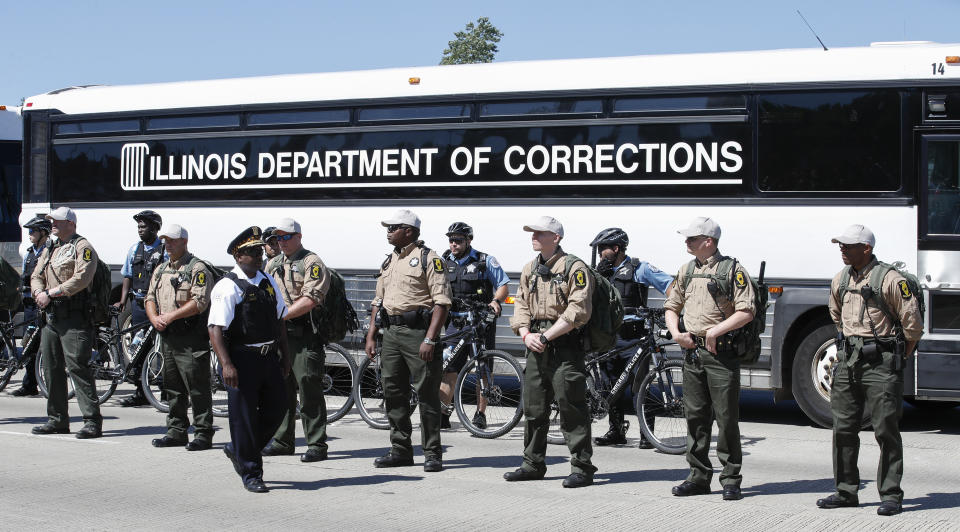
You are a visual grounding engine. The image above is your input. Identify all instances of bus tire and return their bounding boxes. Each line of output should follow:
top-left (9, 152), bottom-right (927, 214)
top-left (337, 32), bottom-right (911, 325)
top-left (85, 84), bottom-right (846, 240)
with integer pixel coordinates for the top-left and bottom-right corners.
top-left (791, 324), bottom-right (871, 429)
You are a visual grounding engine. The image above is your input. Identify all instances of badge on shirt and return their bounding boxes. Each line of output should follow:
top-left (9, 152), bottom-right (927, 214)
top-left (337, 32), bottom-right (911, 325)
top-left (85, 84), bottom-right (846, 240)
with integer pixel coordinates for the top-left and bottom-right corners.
top-left (310, 265), bottom-right (320, 280)
top-left (433, 258), bottom-right (444, 273)
top-left (409, 257), bottom-right (419, 268)
top-left (574, 270), bottom-right (587, 287)
top-left (898, 280), bottom-right (912, 299)
top-left (266, 286), bottom-right (275, 297)
top-left (195, 271), bottom-right (206, 287)
top-left (82, 249), bottom-right (92, 262)
top-left (466, 264), bottom-right (477, 273)
top-left (735, 271), bottom-right (746, 288)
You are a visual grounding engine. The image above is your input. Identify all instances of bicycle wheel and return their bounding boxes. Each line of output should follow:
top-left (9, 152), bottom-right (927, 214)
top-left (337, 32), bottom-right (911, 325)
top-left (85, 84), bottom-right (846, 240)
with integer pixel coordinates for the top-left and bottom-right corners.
top-left (637, 359), bottom-right (686, 455)
top-left (209, 354), bottom-right (228, 418)
top-left (546, 370), bottom-right (602, 445)
top-left (455, 349), bottom-right (523, 438)
top-left (323, 343), bottom-right (358, 423)
top-left (354, 354), bottom-right (389, 429)
top-left (0, 329), bottom-right (20, 392)
top-left (90, 334), bottom-right (122, 404)
top-left (546, 401), bottom-right (565, 445)
top-left (141, 348), bottom-right (169, 413)
top-left (36, 348), bottom-right (77, 400)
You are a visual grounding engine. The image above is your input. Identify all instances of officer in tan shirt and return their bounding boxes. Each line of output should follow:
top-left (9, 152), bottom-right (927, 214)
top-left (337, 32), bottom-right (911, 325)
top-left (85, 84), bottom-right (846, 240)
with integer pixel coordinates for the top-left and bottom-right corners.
top-left (30, 206), bottom-right (102, 439)
top-left (261, 218), bottom-right (333, 463)
top-left (816, 225), bottom-right (923, 517)
top-left (504, 216), bottom-right (597, 489)
top-left (145, 224), bottom-right (215, 451)
top-left (365, 209), bottom-right (451, 472)
top-left (664, 217), bottom-right (756, 501)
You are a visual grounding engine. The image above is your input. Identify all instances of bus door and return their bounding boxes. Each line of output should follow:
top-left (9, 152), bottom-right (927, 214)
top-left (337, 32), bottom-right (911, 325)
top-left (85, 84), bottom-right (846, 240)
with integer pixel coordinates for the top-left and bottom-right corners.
top-left (916, 132), bottom-right (960, 401)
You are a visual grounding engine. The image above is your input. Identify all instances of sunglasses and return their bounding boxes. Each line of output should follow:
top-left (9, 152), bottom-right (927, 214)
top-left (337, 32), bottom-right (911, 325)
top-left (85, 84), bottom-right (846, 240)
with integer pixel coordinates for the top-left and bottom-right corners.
top-left (449, 237), bottom-right (466, 244)
top-left (387, 224), bottom-right (407, 233)
top-left (838, 243), bottom-right (864, 251)
top-left (238, 246), bottom-right (263, 257)
top-left (276, 233), bottom-right (297, 242)
top-left (685, 236), bottom-right (707, 243)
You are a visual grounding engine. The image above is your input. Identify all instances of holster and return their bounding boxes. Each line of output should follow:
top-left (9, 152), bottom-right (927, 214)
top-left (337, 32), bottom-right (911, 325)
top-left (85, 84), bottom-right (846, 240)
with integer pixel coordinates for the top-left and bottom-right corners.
top-left (386, 307), bottom-right (432, 330)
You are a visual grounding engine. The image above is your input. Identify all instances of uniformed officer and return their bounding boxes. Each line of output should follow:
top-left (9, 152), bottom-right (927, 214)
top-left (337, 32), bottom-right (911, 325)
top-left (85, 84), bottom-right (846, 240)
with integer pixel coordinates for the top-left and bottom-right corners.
top-left (209, 227), bottom-right (290, 493)
top-left (30, 206), bottom-right (102, 439)
top-left (145, 224), bottom-right (215, 451)
top-left (438, 221), bottom-right (511, 430)
top-left (262, 226), bottom-right (281, 262)
top-left (815, 225), bottom-right (923, 516)
top-left (116, 210), bottom-right (167, 407)
top-left (664, 217), bottom-right (756, 501)
top-left (10, 215), bottom-right (51, 397)
top-left (589, 227), bottom-right (674, 449)
top-left (364, 209), bottom-right (452, 473)
top-left (505, 216), bottom-right (597, 488)
top-left (261, 218), bottom-right (333, 463)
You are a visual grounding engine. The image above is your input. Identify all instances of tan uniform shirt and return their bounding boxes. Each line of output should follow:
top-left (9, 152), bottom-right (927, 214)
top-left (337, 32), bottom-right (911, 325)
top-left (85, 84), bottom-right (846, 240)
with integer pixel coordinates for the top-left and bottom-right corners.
top-left (145, 252), bottom-right (212, 315)
top-left (30, 234), bottom-right (98, 297)
top-left (373, 241), bottom-right (452, 314)
top-left (828, 258), bottom-right (923, 342)
top-left (663, 251), bottom-right (757, 337)
top-left (270, 247), bottom-right (331, 307)
top-left (510, 248), bottom-right (594, 334)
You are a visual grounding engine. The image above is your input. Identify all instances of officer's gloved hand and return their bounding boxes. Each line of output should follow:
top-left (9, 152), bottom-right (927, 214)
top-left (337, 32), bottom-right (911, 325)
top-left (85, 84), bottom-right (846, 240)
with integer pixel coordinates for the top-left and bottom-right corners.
top-left (596, 258), bottom-right (614, 277)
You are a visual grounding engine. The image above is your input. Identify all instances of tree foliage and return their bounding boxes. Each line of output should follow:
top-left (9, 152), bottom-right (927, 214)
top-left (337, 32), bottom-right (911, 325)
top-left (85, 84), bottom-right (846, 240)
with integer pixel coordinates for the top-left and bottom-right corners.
top-left (440, 17), bottom-right (503, 65)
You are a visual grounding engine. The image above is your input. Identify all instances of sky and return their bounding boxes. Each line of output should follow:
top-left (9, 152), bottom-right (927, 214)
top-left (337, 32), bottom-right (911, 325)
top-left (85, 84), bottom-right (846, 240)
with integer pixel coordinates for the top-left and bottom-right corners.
top-left (1, 0), bottom-right (959, 106)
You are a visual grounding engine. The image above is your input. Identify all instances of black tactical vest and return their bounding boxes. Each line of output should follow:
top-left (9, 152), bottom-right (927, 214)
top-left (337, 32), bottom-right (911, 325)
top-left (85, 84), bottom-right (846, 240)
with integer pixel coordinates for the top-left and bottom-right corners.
top-left (609, 258), bottom-right (648, 308)
top-left (224, 273), bottom-right (281, 345)
top-left (22, 244), bottom-right (44, 288)
top-left (443, 249), bottom-right (493, 303)
top-left (131, 241), bottom-right (165, 295)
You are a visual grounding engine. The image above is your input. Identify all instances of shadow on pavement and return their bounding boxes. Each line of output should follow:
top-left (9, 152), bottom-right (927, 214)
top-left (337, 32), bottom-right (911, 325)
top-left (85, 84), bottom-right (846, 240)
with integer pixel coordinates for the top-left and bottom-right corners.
top-left (594, 467), bottom-right (691, 485)
top-left (742, 477), bottom-right (837, 496)
top-left (902, 491), bottom-right (960, 512)
top-left (270, 474), bottom-right (423, 491)
top-left (0, 415), bottom-right (49, 425)
top-left (443, 454), bottom-right (566, 470)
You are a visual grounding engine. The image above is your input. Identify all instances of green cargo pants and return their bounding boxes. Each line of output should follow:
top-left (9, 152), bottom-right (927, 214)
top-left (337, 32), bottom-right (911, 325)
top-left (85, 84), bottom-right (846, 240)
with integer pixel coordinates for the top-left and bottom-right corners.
top-left (380, 324), bottom-right (442, 460)
top-left (272, 325), bottom-right (328, 452)
top-left (831, 345), bottom-right (904, 504)
top-left (159, 330), bottom-right (213, 443)
top-left (41, 311), bottom-right (100, 429)
top-left (521, 339), bottom-right (597, 477)
top-left (682, 347), bottom-right (742, 488)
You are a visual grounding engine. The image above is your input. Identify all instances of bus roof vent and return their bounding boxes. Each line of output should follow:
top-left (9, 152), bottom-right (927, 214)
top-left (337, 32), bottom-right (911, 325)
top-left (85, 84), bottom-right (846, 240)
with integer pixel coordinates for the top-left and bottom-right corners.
top-left (46, 84), bottom-right (104, 95)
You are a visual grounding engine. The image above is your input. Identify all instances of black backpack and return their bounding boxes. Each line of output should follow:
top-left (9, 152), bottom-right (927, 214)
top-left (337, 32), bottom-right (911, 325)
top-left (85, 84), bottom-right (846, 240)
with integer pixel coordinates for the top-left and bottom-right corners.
top-left (0, 258), bottom-right (22, 310)
top-left (267, 252), bottom-right (359, 343)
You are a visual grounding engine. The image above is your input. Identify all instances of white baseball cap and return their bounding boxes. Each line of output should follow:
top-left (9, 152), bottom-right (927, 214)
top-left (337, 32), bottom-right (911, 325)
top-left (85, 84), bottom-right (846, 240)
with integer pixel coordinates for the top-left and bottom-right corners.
top-left (831, 224), bottom-right (876, 247)
top-left (275, 217), bottom-right (301, 234)
top-left (381, 209), bottom-right (421, 229)
top-left (46, 206), bottom-right (77, 224)
top-left (523, 216), bottom-right (564, 237)
top-left (158, 224), bottom-right (188, 240)
top-left (677, 217), bottom-right (721, 239)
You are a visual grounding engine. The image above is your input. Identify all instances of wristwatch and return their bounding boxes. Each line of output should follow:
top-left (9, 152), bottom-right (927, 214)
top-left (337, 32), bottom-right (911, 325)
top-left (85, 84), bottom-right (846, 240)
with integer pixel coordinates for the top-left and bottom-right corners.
top-left (539, 334), bottom-right (549, 345)
top-left (422, 337), bottom-right (437, 346)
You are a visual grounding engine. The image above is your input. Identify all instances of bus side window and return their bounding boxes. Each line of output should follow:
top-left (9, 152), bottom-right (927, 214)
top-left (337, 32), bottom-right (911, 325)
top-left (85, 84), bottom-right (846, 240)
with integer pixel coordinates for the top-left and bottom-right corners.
top-left (926, 141), bottom-right (960, 236)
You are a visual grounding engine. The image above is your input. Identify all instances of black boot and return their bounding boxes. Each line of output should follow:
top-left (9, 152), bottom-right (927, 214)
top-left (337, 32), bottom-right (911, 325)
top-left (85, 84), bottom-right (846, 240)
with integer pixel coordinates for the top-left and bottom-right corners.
top-left (594, 411), bottom-right (628, 446)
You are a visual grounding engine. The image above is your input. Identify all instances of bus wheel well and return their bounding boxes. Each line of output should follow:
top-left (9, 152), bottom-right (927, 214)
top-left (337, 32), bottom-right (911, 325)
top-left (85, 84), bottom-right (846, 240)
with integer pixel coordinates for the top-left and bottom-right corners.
top-left (780, 307), bottom-right (832, 396)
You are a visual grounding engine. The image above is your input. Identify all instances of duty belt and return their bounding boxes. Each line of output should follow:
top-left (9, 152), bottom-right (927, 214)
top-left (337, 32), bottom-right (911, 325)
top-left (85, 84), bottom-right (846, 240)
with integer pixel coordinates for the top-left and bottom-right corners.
top-left (234, 343), bottom-right (277, 356)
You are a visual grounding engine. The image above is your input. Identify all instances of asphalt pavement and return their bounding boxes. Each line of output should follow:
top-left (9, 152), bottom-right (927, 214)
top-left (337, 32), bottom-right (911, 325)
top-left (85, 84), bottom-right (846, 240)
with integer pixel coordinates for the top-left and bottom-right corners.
top-left (1, 378), bottom-right (959, 531)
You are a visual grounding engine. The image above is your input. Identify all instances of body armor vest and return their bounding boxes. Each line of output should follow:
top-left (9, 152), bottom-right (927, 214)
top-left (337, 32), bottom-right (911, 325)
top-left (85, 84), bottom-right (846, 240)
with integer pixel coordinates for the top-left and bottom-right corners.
top-left (609, 258), bottom-right (647, 308)
top-left (23, 245), bottom-right (43, 288)
top-left (442, 249), bottom-right (493, 303)
top-left (224, 273), bottom-right (281, 345)
top-left (131, 241), bottom-right (165, 295)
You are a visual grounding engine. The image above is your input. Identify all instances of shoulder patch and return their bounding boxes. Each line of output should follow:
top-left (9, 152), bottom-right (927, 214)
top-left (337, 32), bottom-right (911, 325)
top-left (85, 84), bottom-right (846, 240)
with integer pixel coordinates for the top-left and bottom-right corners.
top-left (433, 257), bottom-right (444, 273)
top-left (310, 264), bottom-right (321, 280)
top-left (195, 271), bottom-right (206, 287)
top-left (574, 269), bottom-right (587, 288)
top-left (82, 248), bottom-right (92, 262)
top-left (489, 256), bottom-right (501, 269)
top-left (897, 279), bottom-right (912, 299)
top-left (735, 271), bottom-right (746, 288)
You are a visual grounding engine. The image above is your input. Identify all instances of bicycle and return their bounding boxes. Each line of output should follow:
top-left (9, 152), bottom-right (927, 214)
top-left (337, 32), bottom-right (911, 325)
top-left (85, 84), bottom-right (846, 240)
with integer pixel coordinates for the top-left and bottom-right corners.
top-left (142, 339), bottom-right (358, 422)
top-left (0, 312), bottom-right (43, 393)
top-left (545, 307), bottom-right (687, 455)
top-left (354, 299), bottom-right (524, 438)
top-left (35, 307), bottom-right (126, 404)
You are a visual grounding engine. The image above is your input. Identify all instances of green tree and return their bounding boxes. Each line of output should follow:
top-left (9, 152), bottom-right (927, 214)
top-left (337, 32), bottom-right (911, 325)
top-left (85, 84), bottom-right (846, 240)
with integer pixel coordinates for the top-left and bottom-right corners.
top-left (440, 17), bottom-right (503, 65)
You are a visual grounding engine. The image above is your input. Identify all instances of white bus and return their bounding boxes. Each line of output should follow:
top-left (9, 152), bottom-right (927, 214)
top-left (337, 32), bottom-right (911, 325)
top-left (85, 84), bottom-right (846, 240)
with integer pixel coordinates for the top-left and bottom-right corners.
top-left (0, 107), bottom-right (22, 263)
top-left (16, 42), bottom-right (960, 426)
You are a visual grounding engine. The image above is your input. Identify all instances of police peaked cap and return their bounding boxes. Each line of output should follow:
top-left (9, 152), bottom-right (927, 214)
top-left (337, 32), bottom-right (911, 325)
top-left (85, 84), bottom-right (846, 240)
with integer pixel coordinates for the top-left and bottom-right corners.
top-left (228, 226), bottom-right (264, 255)
top-left (24, 214), bottom-right (52, 232)
top-left (133, 210), bottom-right (163, 228)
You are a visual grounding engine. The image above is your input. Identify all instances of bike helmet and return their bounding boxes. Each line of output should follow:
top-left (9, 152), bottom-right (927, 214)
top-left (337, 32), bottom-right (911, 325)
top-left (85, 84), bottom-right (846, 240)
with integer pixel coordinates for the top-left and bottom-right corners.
top-left (262, 226), bottom-right (278, 243)
top-left (445, 222), bottom-right (474, 239)
top-left (589, 227), bottom-right (629, 248)
top-left (23, 215), bottom-right (52, 233)
top-left (133, 210), bottom-right (163, 229)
